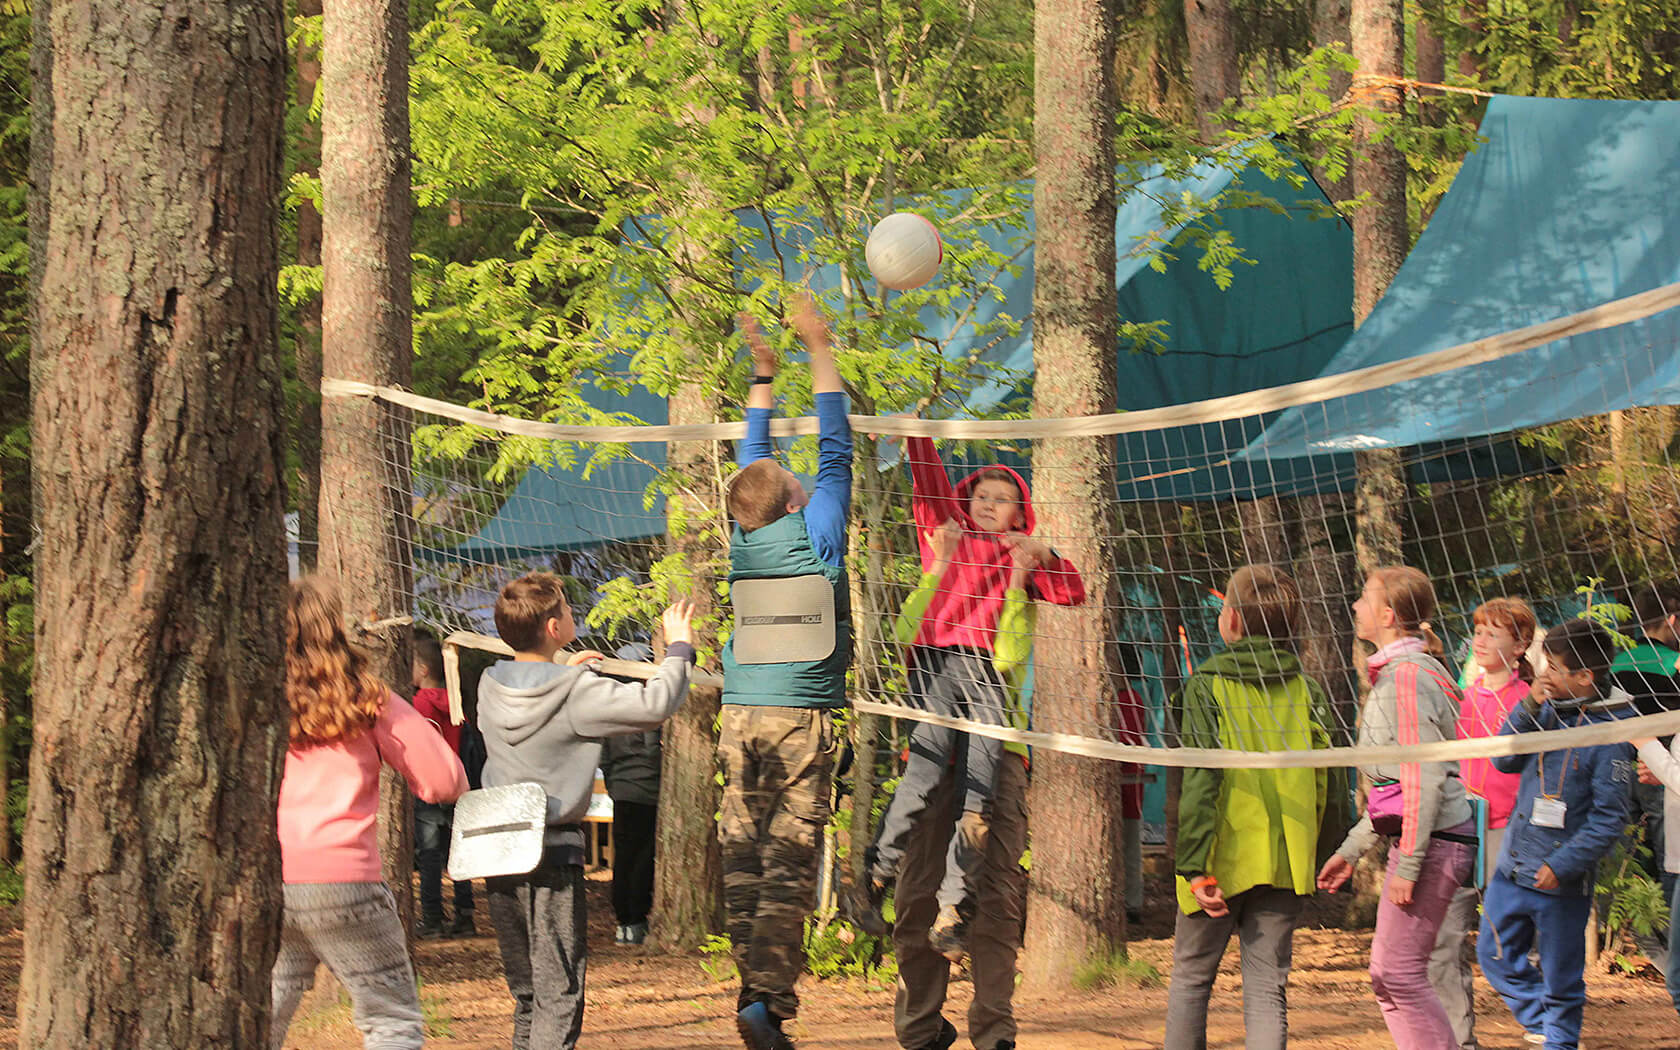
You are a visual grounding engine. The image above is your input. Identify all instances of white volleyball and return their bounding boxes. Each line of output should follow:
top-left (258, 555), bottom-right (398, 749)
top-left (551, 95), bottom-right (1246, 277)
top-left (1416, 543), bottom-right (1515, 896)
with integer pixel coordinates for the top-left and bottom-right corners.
top-left (865, 212), bottom-right (944, 291)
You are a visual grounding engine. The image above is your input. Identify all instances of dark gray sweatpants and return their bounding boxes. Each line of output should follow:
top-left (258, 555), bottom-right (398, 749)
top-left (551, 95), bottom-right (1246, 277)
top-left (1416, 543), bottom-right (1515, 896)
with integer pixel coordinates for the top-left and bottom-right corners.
top-left (487, 854), bottom-right (588, 1050)
top-left (871, 645), bottom-right (1009, 909)
top-left (1163, 885), bottom-right (1304, 1050)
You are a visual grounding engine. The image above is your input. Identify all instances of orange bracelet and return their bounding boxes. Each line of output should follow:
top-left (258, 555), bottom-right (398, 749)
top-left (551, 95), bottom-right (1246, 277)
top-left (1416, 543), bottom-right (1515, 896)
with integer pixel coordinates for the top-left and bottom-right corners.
top-left (1189, 874), bottom-right (1218, 890)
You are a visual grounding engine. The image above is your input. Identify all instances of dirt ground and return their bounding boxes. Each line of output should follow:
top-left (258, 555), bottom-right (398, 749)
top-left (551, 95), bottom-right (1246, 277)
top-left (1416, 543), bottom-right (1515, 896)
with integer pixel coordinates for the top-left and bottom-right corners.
top-left (2, 871), bottom-right (1679, 1049)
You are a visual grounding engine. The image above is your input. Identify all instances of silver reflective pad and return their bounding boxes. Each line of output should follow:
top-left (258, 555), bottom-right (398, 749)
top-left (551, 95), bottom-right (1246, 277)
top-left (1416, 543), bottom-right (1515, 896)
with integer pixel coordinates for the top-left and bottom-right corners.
top-left (732, 574), bottom-right (837, 665)
top-left (447, 782), bottom-right (546, 881)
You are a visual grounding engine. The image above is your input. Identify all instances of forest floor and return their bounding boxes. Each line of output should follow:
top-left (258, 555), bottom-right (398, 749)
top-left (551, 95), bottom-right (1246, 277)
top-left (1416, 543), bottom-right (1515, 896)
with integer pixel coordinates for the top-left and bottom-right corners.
top-left (2, 869), bottom-right (1679, 1048)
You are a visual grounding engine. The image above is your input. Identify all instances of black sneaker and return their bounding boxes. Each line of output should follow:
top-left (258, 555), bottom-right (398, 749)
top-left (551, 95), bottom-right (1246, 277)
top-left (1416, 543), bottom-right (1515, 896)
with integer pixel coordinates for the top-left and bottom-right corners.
top-left (446, 912), bottom-right (476, 937)
top-left (917, 1018), bottom-right (958, 1050)
top-left (415, 917), bottom-right (445, 940)
top-left (840, 876), bottom-right (892, 937)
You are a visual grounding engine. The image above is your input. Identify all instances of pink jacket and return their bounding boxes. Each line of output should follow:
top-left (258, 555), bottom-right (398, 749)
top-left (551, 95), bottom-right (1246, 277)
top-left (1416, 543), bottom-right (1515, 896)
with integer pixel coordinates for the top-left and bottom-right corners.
top-left (1458, 673), bottom-right (1529, 828)
top-left (278, 691), bottom-right (468, 883)
top-left (905, 437), bottom-right (1085, 652)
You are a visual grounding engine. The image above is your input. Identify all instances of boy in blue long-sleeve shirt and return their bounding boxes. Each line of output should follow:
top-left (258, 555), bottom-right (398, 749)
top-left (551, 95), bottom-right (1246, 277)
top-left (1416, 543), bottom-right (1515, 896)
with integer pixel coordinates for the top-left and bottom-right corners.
top-left (1478, 617), bottom-right (1637, 1050)
top-left (720, 295), bottom-right (851, 1050)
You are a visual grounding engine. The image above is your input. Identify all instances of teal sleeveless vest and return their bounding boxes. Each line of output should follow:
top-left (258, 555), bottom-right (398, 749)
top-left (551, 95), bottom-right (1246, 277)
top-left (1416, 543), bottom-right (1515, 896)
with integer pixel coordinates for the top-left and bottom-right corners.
top-left (721, 511), bottom-right (851, 708)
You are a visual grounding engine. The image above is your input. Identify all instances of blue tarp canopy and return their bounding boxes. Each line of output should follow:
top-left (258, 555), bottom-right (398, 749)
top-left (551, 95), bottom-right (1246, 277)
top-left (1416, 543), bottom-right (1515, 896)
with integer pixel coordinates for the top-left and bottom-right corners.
top-left (1245, 95), bottom-right (1680, 462)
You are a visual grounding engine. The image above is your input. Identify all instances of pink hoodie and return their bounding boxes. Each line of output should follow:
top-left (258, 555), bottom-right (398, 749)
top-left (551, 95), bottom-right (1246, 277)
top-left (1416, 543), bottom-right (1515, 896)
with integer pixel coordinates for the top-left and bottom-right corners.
top-left (1458, 673), bottom-right (1529, 828)
top-left (278, 691), bottom-right (468, 883)
top-left (906, 437), bottom-right (1086, 652)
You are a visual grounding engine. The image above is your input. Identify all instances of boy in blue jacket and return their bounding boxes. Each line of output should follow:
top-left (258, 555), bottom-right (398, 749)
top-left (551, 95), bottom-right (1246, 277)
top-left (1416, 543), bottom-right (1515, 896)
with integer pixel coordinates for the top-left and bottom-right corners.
top-left (1478, 617), bottom-right (1636, 1050)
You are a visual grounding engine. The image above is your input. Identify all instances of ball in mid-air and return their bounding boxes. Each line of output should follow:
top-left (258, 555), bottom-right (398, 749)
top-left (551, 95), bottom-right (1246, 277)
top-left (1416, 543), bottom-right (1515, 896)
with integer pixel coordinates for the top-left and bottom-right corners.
top-left (865, 212), bottom-right (943, 290)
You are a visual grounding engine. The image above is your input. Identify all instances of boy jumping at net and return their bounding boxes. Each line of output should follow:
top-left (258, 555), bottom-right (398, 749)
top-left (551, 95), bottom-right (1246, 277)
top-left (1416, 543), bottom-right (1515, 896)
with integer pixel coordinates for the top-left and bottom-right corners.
top-left (844, 434), bottom-right (1084, 959)
top-left (1478, 617), bottom-right (1636, 1050)
top-left (1163, 565), bottom-right (1347, 1050)
top-left (721, 295), bottom-right (851, 1050)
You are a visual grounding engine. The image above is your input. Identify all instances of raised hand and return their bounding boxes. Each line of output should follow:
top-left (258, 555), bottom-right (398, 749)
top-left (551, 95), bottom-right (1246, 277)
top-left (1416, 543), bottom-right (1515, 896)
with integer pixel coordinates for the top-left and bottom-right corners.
top-left (1000, 531), bottom-right (1050, 569)
top-left (927, 518), bottom-right (962, 564)
top-left (662, 599), bottom-right (696, 647)
top-left (738, 312), bottom-right (777, 377)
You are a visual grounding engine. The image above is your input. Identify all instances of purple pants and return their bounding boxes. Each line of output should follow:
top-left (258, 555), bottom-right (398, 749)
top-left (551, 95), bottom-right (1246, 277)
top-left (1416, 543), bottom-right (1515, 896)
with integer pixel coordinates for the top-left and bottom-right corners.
top-left (1369, 828), bottom-right (1477, 1050)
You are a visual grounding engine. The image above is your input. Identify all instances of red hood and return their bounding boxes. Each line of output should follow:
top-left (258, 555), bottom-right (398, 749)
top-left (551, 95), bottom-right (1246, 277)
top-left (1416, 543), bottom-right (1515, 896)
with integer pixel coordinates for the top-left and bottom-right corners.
top-left (952, 463), bottom-right (1036, 535)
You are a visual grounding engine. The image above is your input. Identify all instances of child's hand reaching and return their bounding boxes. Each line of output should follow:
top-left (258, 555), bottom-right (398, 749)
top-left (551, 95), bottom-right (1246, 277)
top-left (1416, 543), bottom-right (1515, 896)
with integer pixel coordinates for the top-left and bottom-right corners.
top-left (663, 600), bottom-right (696, 647)
top-left (566, 649), bottom-right (607, 666)
top-left (739, 312), bottom-right (777, 377)
top-left (927, 518), bottom-right (962, 564)
top-left (1000, 532), bottom-right (1050, 569)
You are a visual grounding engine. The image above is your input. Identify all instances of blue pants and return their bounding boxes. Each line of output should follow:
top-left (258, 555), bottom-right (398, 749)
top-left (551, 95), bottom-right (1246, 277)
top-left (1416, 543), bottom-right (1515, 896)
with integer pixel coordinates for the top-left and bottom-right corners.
top-left (416, 800), bottom-right (474, 924)
top-left (1477, 871), bottom-right (1591, 1049)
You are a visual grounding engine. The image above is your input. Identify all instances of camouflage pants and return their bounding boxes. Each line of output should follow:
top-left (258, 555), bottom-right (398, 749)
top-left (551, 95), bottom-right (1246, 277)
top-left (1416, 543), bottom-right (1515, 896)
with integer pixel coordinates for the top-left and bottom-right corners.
top-left (717, 705), bottom-right (837, 1021)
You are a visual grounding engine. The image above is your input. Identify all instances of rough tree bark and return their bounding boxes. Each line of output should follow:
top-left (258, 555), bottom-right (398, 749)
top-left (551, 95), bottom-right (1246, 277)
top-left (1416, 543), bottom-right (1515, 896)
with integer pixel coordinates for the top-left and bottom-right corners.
top-left (20, 0), bottom-right (290, 1044)
top-left (655, 379), bottom-right (725, 947)
top-left (318, 0), bottom-right (416, 920)
top-left (1313, 0), bottom-right (1355, 201)
top-left (1184, 0), bottom-right (1241, 140)
top-left (1345, 0), bottom-right (1411, 922)
top-left (295, 0), bottom-right (324, 572)
top-left (1024, 0), bottom-right (1129, 989)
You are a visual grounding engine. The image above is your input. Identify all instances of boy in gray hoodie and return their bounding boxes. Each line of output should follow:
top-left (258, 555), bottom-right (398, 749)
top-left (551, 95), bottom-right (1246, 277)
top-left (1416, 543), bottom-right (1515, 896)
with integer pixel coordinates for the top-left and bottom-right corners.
top-left (477, 572), bottom-right (695, 1050)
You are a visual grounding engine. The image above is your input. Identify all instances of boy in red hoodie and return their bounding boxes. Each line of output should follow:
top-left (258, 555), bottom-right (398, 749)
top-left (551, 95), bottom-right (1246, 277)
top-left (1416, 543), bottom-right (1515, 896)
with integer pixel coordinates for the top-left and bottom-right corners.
top-left (845, 436), bottom-right (1084, 960)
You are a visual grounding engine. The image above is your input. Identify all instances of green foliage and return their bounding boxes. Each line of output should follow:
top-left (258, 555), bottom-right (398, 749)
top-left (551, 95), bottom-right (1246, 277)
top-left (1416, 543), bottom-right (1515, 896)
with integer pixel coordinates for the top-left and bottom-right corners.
top-left (802, 915), bottom-right (895, 982)
top-left (1072, 949), bottom-right (1162, 991)
top-left (698, 932), bottom-right (736, 981)
top-left (0, 860), bottom-right (20, 907)
top-left (1576, 577), bottom-right (1637, 650)
top-left (1595, 834), bottom-right (1669, 973)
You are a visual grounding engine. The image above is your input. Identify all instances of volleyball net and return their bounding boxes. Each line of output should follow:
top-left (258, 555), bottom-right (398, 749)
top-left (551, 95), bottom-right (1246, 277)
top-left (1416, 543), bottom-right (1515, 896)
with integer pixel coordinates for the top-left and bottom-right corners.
top-left (328, 281), bottom-right (1680, 769)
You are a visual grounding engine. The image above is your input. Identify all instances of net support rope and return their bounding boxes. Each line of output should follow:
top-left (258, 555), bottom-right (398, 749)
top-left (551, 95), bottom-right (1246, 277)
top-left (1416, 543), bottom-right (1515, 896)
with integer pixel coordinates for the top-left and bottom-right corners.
top-left (324, 278), bottom-right (1680, 441)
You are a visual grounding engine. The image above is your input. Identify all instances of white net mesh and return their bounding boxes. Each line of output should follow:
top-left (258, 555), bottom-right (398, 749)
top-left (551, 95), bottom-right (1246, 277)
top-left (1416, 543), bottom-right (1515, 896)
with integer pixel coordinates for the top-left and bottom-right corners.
top-left (336, 294), bottom-right (1680, 781)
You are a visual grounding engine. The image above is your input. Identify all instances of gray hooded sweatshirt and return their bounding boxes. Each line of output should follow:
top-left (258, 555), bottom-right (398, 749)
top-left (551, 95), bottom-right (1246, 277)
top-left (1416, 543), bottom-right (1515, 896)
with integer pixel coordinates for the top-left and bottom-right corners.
top-left (476, 643), bottom-right (693, 861)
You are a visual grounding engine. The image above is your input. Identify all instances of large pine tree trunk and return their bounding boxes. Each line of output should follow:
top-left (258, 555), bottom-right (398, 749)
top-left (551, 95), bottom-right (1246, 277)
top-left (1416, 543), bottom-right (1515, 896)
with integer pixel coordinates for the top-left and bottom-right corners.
top-left (655, 380), bottom-right (725, 947)
top-left (318, 0), bottom-right (416, 920)
top-left (20, 0), bottom-right (289, 1044)
top-left (1023, 0), bottom-right (1128, 989)
top-left (1313, 0), bottom-right (1355, 202)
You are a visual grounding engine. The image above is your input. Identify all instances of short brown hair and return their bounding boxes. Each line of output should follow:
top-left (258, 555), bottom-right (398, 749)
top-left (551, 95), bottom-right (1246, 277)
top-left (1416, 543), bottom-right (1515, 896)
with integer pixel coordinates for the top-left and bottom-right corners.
top-left (1226, 564), bottom-right (1302, 642)
top-left (728, 458), bottom-right (794, 532)
top-left (494, 572), bottom-right (569, 653)
top-left (414, 632), bottom-right (446, 683)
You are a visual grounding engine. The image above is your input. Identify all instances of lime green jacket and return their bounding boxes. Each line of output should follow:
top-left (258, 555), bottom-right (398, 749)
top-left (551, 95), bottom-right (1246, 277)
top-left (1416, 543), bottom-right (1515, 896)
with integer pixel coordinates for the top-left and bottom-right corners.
top-left (895, 571), bottom-right (1033, 758)
top-left (1172, 637), bottom-right (1348, 914)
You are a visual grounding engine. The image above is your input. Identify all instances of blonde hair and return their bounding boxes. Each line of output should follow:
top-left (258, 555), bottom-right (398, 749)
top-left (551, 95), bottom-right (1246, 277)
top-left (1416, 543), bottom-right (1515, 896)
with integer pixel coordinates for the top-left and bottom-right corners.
top-left (1473, 597), bottom-right (1538, 683)
top-left (286, 576), bottom-right (388, 746)
top-left (1369, 565), bottom-right (1443, 656)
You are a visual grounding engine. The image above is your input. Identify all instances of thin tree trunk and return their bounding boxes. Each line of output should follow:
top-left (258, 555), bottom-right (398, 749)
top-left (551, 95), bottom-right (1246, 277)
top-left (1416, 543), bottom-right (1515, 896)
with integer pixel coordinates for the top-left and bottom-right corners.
top-left (1346, 0), bottom-right (1410, 921)
top-left (1456, 0), bottom-right (1484, 79)
top-left (319, 0), bottom-right (416, 927)
top-left (1313, 0), bottom-right (1355, 202)
top-left (21, 0), bottom-right (289, 1043)
top-left (296, 0), bottom-right (324, 572)
top-left (1184, 0), bottom-right (1241, 139)
top-left (1415, 7), bottom-right (1445, 126)
top-left (654, 381), bottom-right (725, 948)
top-left (1024, 0), bottom-right (1127, 989)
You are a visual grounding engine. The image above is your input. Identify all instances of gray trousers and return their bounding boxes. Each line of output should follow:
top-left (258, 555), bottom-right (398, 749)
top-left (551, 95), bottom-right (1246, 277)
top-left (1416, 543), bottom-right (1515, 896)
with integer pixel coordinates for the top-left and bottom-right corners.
top-left (872, 646), bottom-right (1008, 909)
top-left (487, 854), bottom-right (588, 1050)
top-left (1164, 886), bottom-right (1304, 1050)
top-left (1428, 823), bottom-right (1503, 1050)
top-left (270, 882), bottom-right (424, 1050)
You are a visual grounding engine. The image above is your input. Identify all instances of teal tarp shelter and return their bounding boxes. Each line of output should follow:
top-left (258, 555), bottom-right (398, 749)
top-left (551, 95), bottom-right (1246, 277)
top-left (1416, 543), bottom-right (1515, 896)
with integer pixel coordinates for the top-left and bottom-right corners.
top-left (1241, 95), bottom-right (1680, 462)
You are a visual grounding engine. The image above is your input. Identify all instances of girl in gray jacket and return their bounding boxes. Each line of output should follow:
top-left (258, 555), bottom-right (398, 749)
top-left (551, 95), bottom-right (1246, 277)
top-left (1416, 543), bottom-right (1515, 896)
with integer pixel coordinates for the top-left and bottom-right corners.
top-left (1318, 566), bottom-right (1476, 1050)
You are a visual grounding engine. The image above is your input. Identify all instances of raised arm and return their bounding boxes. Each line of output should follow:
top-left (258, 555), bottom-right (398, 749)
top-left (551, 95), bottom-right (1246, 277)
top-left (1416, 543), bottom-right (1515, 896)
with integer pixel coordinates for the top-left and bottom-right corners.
top-left (737, 312), bottom-right (778, 468)
top-left (905, 436), bottom-right (964, 535)
top-left (567, 602), bottom-right (696, 736)
top-left (374, 693), bottom-right (468, 804)
top-left (789, 295), bottom-right (853, 565)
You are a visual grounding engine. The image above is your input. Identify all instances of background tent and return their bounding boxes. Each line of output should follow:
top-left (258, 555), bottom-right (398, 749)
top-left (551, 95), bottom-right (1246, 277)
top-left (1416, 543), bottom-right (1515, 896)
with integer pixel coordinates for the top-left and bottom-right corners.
top-left (1242, 94), bottom-right (1680, 462)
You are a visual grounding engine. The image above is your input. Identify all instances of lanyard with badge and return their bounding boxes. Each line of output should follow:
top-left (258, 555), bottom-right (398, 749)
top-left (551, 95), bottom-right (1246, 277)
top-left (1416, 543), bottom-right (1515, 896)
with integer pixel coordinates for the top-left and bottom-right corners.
top-left (1532, 711), bottom-right (1584, 829)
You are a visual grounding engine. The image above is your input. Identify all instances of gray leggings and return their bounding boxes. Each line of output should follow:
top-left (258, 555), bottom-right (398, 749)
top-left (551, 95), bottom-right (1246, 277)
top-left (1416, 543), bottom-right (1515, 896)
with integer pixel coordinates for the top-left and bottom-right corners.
top-left (270, 882), bottom-right (424, 1050)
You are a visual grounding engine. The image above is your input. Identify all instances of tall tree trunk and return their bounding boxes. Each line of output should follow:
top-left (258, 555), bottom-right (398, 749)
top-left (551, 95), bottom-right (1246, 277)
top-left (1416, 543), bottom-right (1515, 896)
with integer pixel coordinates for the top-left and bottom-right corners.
top-left (655, 381), bottom-right (725, 948)
top-left (1415, 6), bottom-right (1445, 126)
top-left (1346, 0), bottom-right (1410, 921)
top-left (295, 0), bottom-right (324, 572)
top-left (1456, 0), bottom-right (1484, 79)
top-left (1184, 0), bottom-right (1241, 139)
top-left (319, 0), bottom-right (416, 924)
top-left (1313, 0), bottom-right (1355, 202)
top-left (1024, 0), bottom-right (1127, 989)
top-left (21, 0), bottom-right (289, 1044)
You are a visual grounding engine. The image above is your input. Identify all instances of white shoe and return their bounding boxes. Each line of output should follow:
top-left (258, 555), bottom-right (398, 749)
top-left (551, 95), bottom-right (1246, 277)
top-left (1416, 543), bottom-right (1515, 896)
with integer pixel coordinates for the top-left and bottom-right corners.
top-left (614, 924), bottom-right (628, 944)
top-left (1523, 1033), bottom-right (1546, 1047)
